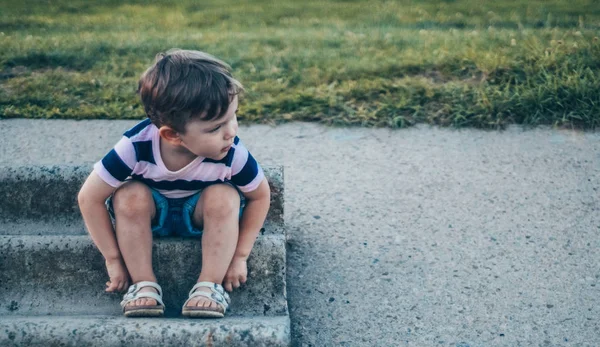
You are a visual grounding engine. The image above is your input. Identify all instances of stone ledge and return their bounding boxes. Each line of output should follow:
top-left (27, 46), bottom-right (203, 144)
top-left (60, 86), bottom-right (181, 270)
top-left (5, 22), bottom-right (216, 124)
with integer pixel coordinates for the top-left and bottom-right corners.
top-left (0, 164), bottom-right (284, 233)
top-left (0, 235), bottom-right (287, 317)
top-left (0, 315), bottom-right (290, 347)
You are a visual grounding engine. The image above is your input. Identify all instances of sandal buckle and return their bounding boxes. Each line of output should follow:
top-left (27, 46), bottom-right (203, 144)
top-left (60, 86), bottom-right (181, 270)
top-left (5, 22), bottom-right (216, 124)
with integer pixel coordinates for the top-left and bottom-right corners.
top-left (211, 292), bottom-right (223, 304)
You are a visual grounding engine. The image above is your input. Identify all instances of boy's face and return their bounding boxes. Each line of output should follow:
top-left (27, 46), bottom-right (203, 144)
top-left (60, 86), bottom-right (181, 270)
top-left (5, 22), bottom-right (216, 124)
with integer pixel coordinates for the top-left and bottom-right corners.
top-left (179, 95), bottom-right (239, 160)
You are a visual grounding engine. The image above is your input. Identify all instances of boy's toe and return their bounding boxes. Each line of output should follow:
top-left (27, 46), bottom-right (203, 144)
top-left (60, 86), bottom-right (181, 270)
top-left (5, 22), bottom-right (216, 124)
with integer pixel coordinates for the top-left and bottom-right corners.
top-left (184, 295), bottom-right (219, 309)
top-left (128, 298), bottom-right (156, 307)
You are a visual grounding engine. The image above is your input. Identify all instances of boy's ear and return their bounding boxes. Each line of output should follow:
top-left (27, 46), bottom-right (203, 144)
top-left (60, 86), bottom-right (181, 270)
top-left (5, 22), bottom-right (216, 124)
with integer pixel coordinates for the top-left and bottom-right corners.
top-left (158, 126), bottom-right (182, 145)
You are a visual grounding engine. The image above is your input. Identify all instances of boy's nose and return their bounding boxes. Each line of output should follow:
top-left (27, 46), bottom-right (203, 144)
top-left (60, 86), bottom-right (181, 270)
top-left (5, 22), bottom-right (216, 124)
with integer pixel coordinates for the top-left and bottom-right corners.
top-left (224, 125), bottom-right (236, 140)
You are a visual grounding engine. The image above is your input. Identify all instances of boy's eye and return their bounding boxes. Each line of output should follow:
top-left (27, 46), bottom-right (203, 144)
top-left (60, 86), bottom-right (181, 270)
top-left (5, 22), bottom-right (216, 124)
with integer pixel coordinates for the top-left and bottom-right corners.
top-left (209, 125), bottom-right (221, 133)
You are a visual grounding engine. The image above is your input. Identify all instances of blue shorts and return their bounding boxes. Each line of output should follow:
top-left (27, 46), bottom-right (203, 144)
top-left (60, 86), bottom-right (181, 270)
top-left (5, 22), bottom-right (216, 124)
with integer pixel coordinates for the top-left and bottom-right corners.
top-left (106, 183), bottom-right (245, 238)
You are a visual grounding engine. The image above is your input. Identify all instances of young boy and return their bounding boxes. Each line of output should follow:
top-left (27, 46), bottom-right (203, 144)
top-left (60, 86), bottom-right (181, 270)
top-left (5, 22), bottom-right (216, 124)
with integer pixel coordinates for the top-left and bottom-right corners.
top-left (77, 49), bottom-right (270, 318)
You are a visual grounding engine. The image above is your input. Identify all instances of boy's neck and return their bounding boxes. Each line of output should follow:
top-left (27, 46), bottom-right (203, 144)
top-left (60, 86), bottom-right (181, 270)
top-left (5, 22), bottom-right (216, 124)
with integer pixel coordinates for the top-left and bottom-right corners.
top-left (159, 137), bottom-right (198, 172)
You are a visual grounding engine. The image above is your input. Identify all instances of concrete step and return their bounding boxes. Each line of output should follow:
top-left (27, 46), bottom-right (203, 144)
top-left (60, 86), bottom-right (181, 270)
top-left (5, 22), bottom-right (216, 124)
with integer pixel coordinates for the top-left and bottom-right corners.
top-left (0, 315), bottom-right (290, 347)
top-left (0, 235), bottom-right (287, 318)
top-left (0, 164), bottom-right (284, 236)
top-left (0, 164), bottom-right (290, 346)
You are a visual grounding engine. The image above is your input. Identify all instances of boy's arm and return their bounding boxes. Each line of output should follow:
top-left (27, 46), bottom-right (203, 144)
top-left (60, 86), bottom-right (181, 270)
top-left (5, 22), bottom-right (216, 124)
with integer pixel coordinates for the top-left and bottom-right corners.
top-left (235, 177), bottom-right (271, 260)
top-left (78, 171), bottom-right (121, 262)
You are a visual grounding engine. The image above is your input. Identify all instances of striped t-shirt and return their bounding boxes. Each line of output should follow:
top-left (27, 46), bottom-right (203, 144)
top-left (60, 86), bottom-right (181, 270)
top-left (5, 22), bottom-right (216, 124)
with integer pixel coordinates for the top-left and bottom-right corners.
top-left (93, 119), bottom-right (264, 199)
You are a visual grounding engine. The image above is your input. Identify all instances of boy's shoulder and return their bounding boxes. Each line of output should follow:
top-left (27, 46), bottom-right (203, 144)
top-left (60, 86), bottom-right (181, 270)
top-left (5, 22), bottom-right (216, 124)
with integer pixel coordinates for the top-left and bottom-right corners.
top-left (123, 118), bottom-right (154, 139)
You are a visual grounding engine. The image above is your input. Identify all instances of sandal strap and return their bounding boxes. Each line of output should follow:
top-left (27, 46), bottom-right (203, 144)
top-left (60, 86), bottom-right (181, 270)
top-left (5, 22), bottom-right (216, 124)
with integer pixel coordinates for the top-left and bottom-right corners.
top-left (120, 292), bottom-right (165, 309)
top-left (127, 281), bottom-right (163, 297)
top-left (184, 291), bottom-right (229, 311)
top-left (120, 282), bottom-right (165, 309)
top-left (189, 281), bottom-right (230, 303)
top-left (183, 281), bottom-right (230, 312)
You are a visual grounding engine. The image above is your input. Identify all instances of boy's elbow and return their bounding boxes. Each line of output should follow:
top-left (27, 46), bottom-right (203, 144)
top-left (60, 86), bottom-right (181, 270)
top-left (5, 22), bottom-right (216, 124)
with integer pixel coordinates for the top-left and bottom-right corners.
top-left (77, 187), bottom-right (89, 208)
top-left (77, 182), bottom-right (100, 208)
top-left (78, 171), bottom-right (114, 208)
top-left (243, 177), bottom-right (270, 203)
top-left (265, 181), bottom-right (271, 202)
top-left (260, 178), bottom-right (271, 204)
top-left (77, 186), bottom-right (108, 213)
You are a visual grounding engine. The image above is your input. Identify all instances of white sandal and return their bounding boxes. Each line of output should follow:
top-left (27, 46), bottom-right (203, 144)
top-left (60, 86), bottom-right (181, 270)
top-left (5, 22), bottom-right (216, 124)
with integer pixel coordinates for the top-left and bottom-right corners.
top-left (181, 281), bottom-right (231, 318)
top-left (120, 281), bottom-right (165, 317)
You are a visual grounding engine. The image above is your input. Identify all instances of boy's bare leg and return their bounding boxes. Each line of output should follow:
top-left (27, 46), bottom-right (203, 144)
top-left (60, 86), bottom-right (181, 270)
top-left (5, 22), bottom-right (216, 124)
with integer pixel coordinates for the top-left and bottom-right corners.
top-left (112, 181), bottom-right (158, 308)
top-left (186, 184), bottom-right (240, 310)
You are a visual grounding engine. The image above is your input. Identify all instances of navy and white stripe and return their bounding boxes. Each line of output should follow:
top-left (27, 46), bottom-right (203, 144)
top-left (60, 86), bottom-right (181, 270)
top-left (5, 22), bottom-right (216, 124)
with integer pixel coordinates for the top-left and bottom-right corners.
top-left (93, 119), bottom-right (264, 198)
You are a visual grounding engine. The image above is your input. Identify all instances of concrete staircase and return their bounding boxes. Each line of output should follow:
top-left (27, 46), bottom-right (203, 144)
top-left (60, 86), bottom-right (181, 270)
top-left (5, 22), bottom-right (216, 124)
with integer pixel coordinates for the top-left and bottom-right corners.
top-left (0, 165), bottom-right (289, 346)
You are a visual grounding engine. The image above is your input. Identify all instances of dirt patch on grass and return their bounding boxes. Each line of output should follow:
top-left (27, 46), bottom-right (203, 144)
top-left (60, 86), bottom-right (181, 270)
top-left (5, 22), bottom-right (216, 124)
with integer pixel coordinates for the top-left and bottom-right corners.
top-left (4, 52), bottom-right (97, 72)
top-left (0, 66), bottom-right (30, 80)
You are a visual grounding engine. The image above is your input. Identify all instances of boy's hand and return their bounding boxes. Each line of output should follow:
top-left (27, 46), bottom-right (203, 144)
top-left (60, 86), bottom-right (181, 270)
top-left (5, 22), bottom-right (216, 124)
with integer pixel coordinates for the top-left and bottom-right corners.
top-left (104, 258), bottom-right (130, 293)
top-left (223, 256), bottom-right (247, 292)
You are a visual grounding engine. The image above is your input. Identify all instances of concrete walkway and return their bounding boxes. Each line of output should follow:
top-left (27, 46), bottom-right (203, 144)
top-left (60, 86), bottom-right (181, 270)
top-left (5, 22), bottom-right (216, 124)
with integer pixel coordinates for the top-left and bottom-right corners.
top-left (1, 119), bottom-right (599, 346)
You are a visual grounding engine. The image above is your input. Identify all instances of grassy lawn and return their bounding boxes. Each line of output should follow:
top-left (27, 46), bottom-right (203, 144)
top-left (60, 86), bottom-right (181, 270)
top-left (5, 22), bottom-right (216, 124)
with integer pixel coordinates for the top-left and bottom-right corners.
top-left (1, 0), bottom-right (599, 130)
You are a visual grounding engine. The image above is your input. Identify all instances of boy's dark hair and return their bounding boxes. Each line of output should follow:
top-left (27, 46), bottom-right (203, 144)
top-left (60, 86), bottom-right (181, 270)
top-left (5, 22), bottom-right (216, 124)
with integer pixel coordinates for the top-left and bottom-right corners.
top-left (137, 49), bottom-right (243, 133)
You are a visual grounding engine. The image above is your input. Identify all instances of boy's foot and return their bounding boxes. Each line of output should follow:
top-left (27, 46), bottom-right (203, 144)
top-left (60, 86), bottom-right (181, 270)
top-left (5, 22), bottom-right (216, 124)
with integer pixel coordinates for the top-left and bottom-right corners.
top-left (184, 287), bottom-right (222, 312)
top-left (120, 281), bottom-right (165, 317)
top-left (124, 287), bottom-right (158, 308)
top-left (182, 282), bottom-right (230, 318)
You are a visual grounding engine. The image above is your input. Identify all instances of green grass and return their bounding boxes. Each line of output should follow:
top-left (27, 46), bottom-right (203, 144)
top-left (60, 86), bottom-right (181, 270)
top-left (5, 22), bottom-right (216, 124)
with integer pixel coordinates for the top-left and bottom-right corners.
top-left (1, 0), bottom-right (600, 130)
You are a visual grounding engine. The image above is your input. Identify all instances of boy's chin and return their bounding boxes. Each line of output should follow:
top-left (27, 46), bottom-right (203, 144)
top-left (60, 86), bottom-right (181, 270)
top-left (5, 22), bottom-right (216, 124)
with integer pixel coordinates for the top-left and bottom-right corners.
top-left (206, 151), bottom-right (228, 161)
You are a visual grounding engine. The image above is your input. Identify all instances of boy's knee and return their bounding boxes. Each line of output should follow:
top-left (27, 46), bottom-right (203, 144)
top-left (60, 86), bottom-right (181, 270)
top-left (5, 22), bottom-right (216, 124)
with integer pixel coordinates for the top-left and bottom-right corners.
top-left (202, 185), bottom-right (240, 219)
top-left (113, 182), bottom-right (154, 217)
